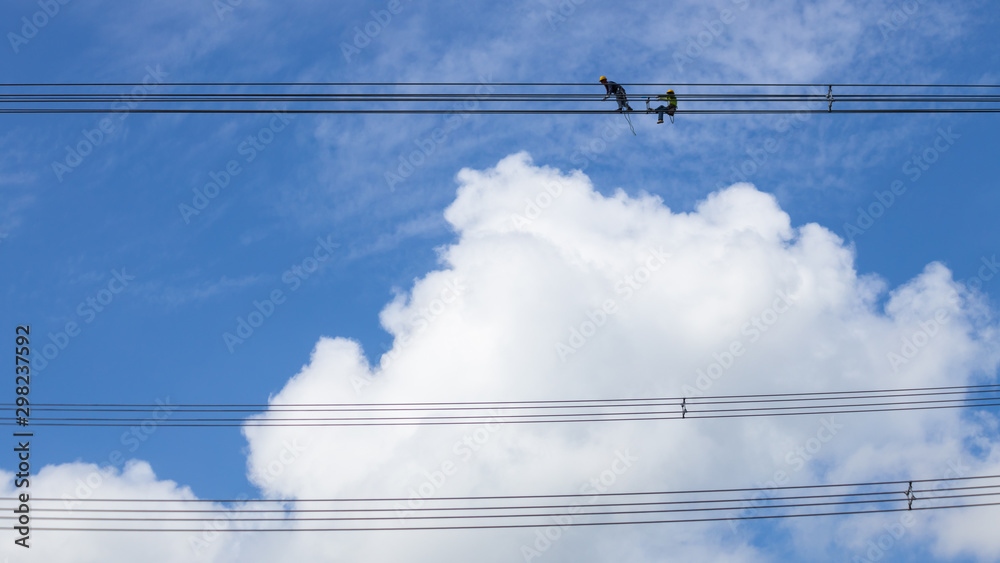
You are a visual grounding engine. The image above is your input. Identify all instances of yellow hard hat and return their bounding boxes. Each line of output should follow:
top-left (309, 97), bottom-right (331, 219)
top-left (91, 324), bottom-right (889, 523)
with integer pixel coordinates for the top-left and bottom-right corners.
top-left (599, 76), bottom-right (607, 82)
top-left (667, 89), bottom-right (674, 93)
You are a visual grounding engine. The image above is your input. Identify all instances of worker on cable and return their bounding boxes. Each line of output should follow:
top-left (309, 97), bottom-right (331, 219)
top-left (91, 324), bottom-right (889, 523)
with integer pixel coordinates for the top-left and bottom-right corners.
top-left (652, 89), bottom-right (678, 124)
top-left (599, 76), bottom-right (633, 112)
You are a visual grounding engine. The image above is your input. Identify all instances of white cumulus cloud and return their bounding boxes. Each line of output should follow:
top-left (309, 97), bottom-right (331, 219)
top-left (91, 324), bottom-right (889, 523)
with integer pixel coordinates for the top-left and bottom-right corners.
top-left (5, 152), bottom-right (998, 562)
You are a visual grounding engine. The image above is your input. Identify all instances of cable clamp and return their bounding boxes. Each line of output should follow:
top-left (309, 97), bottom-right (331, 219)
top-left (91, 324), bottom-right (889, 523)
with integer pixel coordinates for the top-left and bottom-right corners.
top-left (905, 481), bottom-right (915, 510)
top-left (827, 85), bottom-right (834, 112)
top-left (681, 398), bottom-right (688, 419)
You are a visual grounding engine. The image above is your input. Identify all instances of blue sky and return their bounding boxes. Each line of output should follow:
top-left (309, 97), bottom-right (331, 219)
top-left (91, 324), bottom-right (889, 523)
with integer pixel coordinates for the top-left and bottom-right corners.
top-left (2, 1), bottom-right (1000, 561)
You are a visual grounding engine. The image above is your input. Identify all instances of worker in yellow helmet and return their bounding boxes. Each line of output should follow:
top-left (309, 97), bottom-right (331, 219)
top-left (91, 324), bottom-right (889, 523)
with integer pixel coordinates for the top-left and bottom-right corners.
top-left (652, 89), bottom-right (678, 124)
top-left (599, 76), bottom-right (633, 112)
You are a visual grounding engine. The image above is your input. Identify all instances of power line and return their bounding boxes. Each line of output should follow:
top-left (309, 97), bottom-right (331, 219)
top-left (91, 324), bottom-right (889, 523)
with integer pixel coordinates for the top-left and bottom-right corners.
top-left (1, 82), bottom-right (999, 115)
top-left (2, 94), bottom-right (999, 102)
top-left (1, 108), bottom-right (998, 115)
top-left (5, 384), bottom-right (997, 427)
top-left (5, 475), bottom-right (997, 531)
top-left (12, 493), bottom-right (1000, 523)
top-left (2, 82), bottom-right (1000, 87)
top-left (21, 483), bottom-right (1000, 516)
top-left (13, 502), bottom-right (1000, 532)
top-left (20, 382), bottom-right (996, 408)
top-left (9, 402), bottom-right (1000, 427)
top-left (15, 473), bottom-right (1000, 503)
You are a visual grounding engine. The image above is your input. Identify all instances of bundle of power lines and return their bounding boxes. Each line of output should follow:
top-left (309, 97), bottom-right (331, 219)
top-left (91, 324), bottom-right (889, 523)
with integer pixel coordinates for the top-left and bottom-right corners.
top-left (4, 475), bottom-right (999, 532)
top-left (1, 82), bottom-right (1000, 114)
top-left (5, 81), bottom-right (1000, 535)
top-left (3, 383), bottom-right (998, 427)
